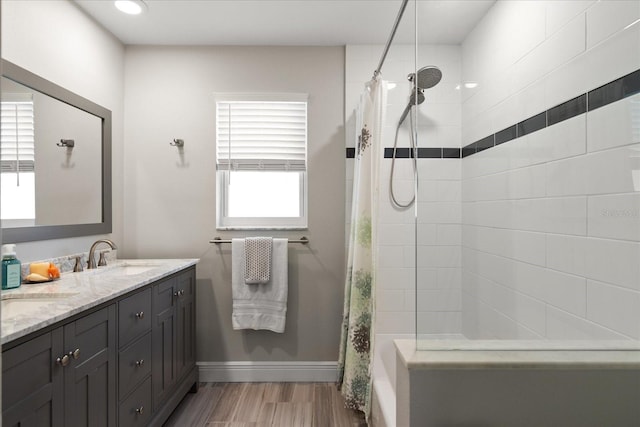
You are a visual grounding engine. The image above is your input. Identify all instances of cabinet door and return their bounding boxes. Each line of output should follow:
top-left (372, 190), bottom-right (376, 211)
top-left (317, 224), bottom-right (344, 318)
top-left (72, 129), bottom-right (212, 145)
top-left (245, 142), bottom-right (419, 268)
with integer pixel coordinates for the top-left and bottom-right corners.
top-left (152, 276), bottom-right (177, 410)
top-left (63, 305), bottom-right (117, 427)
top-left (175, 268), bottom-right (196, 382)
top-left (2, 329), bottom-right (64, 427)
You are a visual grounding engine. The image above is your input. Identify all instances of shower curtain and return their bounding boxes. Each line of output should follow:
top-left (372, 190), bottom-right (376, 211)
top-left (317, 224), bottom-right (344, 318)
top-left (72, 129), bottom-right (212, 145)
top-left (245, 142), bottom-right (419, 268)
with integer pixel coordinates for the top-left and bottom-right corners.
top-left (338, 76), bottom-right (387, 418)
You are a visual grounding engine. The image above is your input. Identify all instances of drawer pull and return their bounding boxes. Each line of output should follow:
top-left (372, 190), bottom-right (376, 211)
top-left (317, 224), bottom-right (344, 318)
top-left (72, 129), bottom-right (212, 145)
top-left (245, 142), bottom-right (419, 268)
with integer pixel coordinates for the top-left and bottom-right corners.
top-left (135, 359), bottom-right (145, 367)
top-left (70, 348), bottom-right (81, 360)
top-left (174, 289), bottom-right (185, 297)
top-left (135, 406), bottom-right (144, 415)
top-left (135, 311), bottom-right (145, 319)
top-left (56, 354), bottom-right (70, 367)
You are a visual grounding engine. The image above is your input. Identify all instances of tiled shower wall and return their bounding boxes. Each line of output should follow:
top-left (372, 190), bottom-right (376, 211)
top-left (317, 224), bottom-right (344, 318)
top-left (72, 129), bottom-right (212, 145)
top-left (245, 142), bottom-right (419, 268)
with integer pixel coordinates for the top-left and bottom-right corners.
top-left (345, 44), bottom-right (463, 336)
top-left (461, 1), bottom-right (640, 340)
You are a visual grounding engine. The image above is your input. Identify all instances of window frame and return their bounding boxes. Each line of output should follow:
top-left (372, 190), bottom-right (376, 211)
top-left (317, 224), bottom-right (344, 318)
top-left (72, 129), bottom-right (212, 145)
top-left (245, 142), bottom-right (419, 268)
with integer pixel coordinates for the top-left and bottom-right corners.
top-left (214, 93), bottom-right (309, 230)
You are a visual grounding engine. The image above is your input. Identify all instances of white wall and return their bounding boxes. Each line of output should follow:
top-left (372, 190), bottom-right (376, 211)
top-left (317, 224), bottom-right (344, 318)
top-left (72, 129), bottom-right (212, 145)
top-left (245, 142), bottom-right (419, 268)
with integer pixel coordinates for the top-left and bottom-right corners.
top-left (461, 0), bottom-right (640, 340)
top-left (1, 0), bottom-right (125, 261)
top-left (345, 44), bottom-right (463, 337)
top-left (123, 46), bottom-right (346, 363)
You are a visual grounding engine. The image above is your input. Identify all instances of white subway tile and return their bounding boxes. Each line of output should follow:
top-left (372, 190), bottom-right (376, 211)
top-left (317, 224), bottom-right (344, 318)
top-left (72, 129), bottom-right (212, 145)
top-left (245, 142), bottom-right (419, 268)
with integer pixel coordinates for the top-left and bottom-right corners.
top-left (436, 180), bottom-right (461, 202)
top-left (417, 159), bottom-right (461, 180)
top-left (546, 305), bottom-right (631, 340)
top-left (543, 268), bottom-right (587, 317)
top-left (376, 311), bottom-right (415, 334)
top-left (416, 223), bottom-right (437, 245)
top-left (377, 267), bottom-right (413, 290)
top-left (587, 93), bottom-right (640, 153)
top-left (585, 144), bottom-right (640, 195)
top-left (588, 193), bottom-right (640, 242)
top-left (542, 196), bottom-right (587, 236)
top-left (417, 289), bottom-right (462, 311)
top-left (435, 246), bottom-right (462, 268)
top-left (547, 234), bottom-right (587, 277)
top-left (586, 0), bottom-right (640, 49)
top-left (584, 237), bottom-right (640, 291)
top-left (377, 290), bottom-right (406, 312)
top-left (583, 21), bottom-right (640, 91)
top-left (587, 279), bottom-right (640, 338)
top-left (378, 223), bottom-right (414, 246)
top-left (545, 156), bottom-right (588, 197)
top-left (436, 224), bottom-right (462, 246)
top-left (377, 245), bottom-right (406, 268)
top-left (546, 1), bottom-right (596, 37)
top-left (416, 312), bottom-right (462, 335)
top-left (437, 268), bottom-right (462, 289)
top-left (417, 267), bottom-right (438, 290)
top-left (417, 180), bottom-right (438, 202)
top-left (417, 202), bottom-right (461, 224)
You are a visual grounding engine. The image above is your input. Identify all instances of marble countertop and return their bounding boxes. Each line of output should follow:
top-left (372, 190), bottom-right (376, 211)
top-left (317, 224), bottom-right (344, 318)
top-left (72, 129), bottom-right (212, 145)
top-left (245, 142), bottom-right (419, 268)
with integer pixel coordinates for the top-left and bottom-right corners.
top-left (395, 339), bottom-right (640, 370)
top-left (1, 259), bottom-right (198, 345)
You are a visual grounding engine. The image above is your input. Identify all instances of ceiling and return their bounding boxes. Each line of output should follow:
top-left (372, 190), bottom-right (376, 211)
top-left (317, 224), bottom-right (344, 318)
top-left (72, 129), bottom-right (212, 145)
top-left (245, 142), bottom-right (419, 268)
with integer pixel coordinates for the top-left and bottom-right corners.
top-left (74, 0), bottom-right (495, 46)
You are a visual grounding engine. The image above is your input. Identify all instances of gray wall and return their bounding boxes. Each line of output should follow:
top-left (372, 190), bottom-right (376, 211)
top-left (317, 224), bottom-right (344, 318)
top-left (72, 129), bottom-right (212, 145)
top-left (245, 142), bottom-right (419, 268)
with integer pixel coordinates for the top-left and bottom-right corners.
top-left (123, 46), bottom-right (346, 362)
top-left (1, 0), bottom-right (125, 261)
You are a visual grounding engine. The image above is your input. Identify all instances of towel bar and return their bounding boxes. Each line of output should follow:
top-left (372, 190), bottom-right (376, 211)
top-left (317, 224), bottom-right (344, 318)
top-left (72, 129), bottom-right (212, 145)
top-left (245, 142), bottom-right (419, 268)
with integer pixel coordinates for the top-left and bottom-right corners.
top-left (210, 236), bottom-right (309, 245)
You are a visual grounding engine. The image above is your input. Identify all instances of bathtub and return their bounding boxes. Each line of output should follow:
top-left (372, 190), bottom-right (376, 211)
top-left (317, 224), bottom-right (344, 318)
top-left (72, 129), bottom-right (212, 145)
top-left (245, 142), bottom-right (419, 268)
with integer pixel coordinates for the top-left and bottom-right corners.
top-left (392, 339), bottom-right (640, 427)
top-left (370, 334), bottom-right (464, 427)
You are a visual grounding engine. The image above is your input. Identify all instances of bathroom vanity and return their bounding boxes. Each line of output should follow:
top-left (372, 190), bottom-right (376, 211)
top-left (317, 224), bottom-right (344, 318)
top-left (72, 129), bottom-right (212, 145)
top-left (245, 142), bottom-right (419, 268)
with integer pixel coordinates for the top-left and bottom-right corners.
top-left (1, 259), bottom-right (198, 427)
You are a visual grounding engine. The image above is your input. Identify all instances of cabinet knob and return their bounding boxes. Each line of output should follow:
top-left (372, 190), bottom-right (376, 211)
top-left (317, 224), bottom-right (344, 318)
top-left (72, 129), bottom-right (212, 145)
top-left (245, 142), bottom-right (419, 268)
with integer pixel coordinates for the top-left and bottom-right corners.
top-left (56, 354), bottom-right (70, 367)
top-left (135, 359), bottom-right (145, 367)
top-left (135, 311), bottom-right (145, 319)
top-left (69, 348), bottom-right (81, 360)
top-left (135, 406), bottom-right (144, 415)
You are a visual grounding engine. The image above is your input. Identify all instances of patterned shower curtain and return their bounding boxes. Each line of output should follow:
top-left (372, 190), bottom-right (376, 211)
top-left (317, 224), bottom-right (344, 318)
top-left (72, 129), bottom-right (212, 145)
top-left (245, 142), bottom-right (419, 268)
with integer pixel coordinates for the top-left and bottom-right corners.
top-left (338, 76), bottom-right (387, 418)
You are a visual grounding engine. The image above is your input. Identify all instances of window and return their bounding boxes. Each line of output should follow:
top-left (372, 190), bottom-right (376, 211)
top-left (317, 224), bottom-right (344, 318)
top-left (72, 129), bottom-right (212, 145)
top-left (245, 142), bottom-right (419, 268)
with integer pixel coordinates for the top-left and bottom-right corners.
top-left (1, 95), bottom-right (35, 224)
top-left (215, 94), bottom-right (308, 229)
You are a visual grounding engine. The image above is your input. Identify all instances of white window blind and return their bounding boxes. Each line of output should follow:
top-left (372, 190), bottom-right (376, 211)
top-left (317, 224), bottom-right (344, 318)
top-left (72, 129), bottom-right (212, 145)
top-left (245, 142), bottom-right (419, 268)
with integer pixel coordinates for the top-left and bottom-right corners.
top-left (1, 96), bottom-right (35, 173)
top-left (216, 100), bottom-right (307, 171)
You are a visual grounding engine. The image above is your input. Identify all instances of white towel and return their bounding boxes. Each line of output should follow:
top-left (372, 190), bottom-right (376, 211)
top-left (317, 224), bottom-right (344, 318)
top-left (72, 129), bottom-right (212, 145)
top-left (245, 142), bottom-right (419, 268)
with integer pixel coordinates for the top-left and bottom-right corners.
top-left (232, 238), bottom-right (288, 333)
top-left (244, 237), bottom-right (272, 284)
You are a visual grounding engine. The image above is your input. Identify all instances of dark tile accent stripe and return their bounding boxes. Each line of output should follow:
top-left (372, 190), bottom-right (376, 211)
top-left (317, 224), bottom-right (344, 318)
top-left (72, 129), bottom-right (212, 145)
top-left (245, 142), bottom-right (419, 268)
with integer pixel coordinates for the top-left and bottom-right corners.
top-left (517, 111), bottom-right (546, 137)
top-left (547, 94), bottom-right (586, 126)
top-left (417, 148), bottom-right (442, 158)
top-left (443, 148), bottom-right (461, 158)
top-left (588, 68), bottom-right (640, 111)
top-left (495, 125), bottom-right (517, 145)
top-left (461, 143), bottom-right (477, 158)
top-left (461, 68), bottom-right (640, 159)
top-left (383, 147), bottom-right (413, 158)
top-left (346, 148), bottom-right (355, 158)
top-left (475, 135), bottom-right (495, 153)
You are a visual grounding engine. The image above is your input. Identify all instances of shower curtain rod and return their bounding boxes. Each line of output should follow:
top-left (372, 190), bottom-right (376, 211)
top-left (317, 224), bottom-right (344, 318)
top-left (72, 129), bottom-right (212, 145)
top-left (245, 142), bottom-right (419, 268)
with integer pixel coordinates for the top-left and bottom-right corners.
top-left (372, 0), bottom-right (409, 80)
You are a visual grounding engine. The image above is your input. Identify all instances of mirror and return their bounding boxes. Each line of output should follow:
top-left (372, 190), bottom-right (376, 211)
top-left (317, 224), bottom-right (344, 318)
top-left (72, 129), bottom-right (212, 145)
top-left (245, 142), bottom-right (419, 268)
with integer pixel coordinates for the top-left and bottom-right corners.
top-left (1, 59), bottom-right (112, 243)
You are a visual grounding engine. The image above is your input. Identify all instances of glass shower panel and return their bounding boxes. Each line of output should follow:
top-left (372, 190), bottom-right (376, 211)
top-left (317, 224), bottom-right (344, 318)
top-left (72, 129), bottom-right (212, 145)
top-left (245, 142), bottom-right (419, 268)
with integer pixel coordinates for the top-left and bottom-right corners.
top-left (415, 0), bottom-right (640, 350)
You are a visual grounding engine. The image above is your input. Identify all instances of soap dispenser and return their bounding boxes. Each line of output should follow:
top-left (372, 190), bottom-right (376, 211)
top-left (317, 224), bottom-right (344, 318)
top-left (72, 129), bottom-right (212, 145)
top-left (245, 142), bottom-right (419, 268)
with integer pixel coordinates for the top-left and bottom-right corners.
top-left (2, 244), bottom-right (22, 289)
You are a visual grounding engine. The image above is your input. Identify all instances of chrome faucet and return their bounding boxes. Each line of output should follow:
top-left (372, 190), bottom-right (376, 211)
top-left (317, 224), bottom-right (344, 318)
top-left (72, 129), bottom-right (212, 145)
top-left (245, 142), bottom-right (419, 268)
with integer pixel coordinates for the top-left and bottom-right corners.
top-left (87, 239), bottom-right (118, 269)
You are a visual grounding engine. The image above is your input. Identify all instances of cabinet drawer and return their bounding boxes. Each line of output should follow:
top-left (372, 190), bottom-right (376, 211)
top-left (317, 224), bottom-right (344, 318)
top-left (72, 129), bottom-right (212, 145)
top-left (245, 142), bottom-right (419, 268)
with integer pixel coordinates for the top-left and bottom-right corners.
top-left (118, 288), bottom-right (151, 347)
top-left (118, 376), bottom-right (151, 427)
top-left (118, 332), bottom-right (151, 400)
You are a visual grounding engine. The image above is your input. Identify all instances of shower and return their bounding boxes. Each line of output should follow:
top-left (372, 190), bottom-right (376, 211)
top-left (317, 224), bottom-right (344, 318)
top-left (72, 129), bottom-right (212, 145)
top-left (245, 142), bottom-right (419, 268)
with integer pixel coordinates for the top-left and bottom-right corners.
top-left (390, 65), bottom-right (442, 208)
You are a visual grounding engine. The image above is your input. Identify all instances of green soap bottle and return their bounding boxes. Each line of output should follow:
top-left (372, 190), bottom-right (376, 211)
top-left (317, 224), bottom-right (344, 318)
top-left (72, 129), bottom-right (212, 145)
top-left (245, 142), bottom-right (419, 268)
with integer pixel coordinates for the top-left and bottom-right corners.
top-left (2, 244), bottom-right (22, 290)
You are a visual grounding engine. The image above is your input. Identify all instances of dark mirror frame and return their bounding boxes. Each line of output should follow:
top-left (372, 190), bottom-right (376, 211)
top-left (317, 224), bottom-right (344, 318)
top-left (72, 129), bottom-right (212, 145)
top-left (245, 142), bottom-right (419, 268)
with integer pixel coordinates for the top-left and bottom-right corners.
top-left (1, 59), bottom-right (112, 243)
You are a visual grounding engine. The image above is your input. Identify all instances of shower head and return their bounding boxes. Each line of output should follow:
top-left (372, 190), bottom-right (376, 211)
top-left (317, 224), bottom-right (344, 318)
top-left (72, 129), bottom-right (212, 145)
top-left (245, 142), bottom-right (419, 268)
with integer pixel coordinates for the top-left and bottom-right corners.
top-left (410, 66), bottom-right (442, 90)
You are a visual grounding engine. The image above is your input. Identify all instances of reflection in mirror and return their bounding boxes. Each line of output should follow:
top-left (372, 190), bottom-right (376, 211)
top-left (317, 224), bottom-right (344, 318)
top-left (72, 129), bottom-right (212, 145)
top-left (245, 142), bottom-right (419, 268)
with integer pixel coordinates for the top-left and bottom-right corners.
top-left (1, 77), bottom-right (102, 227)
top-left (1, 59), bottom-right (112, 243)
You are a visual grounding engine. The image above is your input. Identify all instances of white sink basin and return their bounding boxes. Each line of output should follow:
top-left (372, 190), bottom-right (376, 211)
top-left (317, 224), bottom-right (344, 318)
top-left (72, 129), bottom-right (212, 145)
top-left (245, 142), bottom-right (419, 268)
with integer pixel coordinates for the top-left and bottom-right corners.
top-left (95, 261), bottom-right (164, 276)
top-left (1, 293), bottom-right (77, 319)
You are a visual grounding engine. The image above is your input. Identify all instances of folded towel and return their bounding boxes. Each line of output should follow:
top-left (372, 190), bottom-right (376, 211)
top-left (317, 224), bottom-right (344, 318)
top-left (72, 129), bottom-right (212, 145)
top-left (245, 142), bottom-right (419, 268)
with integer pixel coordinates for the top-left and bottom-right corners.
top-left (232, 238), bottom-right (288, 333)
top-left (244, 237), bottom-right (272, 285)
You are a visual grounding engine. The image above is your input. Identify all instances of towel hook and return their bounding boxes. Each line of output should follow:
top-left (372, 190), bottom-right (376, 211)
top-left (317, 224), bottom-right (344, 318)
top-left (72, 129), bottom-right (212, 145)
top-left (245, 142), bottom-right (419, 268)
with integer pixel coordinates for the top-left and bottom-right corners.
top-left (170, 139), bottom-right (184, 147)
top-left (57, 139), bottom-right (75, 148)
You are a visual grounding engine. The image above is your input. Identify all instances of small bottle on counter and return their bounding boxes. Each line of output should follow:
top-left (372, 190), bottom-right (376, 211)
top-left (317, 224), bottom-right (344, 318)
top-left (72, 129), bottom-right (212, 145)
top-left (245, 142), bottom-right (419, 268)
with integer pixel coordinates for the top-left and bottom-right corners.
top-left (2, 244), bottom-right (22, 289)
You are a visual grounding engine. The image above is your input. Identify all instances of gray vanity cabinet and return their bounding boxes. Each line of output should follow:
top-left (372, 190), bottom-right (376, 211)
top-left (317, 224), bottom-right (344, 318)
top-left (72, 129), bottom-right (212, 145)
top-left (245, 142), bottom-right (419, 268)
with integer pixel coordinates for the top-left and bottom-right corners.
top-left (2, 329), bottom-right (64, 427)
top-left (1, 305), bottom-right (117, 427)
top-left (2, 265), bottom-right (197, 427)
top-left (151, 267), bottom-right (196, 412)
top-left (63, 305), bottom-right (117, 427)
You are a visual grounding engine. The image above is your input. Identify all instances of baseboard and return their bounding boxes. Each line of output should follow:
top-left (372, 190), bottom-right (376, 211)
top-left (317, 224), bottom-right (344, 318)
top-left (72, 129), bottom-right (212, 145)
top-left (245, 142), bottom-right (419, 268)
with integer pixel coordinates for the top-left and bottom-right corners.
top-left (197, 361), bottom-right (339, 382)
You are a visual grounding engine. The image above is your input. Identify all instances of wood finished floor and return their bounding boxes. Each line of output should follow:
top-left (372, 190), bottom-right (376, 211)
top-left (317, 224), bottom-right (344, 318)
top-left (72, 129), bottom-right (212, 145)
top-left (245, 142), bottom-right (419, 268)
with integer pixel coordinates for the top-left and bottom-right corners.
top-left (163, 383), bottom-right (367, 427)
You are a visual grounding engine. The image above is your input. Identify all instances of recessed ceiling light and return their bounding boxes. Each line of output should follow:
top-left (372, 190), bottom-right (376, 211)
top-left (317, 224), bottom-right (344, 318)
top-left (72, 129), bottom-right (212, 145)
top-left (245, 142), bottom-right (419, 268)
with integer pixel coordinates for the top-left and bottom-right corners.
top-left (114, 0), bottom-right (147, 15)
top-left (464, 82), bottom-right (478, 89)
